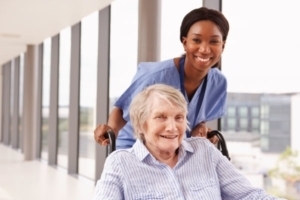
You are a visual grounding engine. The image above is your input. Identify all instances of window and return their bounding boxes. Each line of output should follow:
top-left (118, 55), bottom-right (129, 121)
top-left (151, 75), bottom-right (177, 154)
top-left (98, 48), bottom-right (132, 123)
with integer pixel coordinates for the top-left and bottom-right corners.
top-left (78, 11), bottom-right (98, 179)
top-left (160, 0), bottom-right (202, 60)
top-left (260, 105), bottom-right (269, 119)
top-left (251, 107), bottom-right (259, 117)
top-left (227, 118), bottom-right (236, 131)
top-left (41, 38), bottom-right (51, 160)
top-left (222, 1), bottom-right (300, 192)
top-left (239, 118), bottom-right (248, 129)
top-left (260, 120), bottom-right (269, 135)
top-left (251, 118), bottom-right (260, 129)
top-left (261, 136), bottom-right (269, 151)
top-left (227, 107), bottom-right (236, 117)
top-left (238, 106), bottom-right (248, 117)
top-left (57, 27), bottom-right (71, 168)
top-left (109, 0), bottom-right (138, 110)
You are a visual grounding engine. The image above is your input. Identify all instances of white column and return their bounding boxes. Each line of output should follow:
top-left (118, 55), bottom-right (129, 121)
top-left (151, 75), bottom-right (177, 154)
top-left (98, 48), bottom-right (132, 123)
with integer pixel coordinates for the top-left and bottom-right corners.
top-left (23, 45), bottom-right (40, 160)
top-left (137, 0), bottom-right (161, 63)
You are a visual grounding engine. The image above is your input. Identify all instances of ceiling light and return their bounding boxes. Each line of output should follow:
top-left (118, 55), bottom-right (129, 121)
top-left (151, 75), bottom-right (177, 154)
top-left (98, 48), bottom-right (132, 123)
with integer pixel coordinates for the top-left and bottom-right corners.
top-left (0, 33), bottom-right (21, 38)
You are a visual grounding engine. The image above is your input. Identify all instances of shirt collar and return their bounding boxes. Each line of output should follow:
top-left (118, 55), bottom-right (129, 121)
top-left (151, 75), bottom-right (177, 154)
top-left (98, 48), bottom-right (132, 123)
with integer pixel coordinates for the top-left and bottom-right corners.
top-left (133, 139), bottom-right (195, 162)
top-left (180, 139), bottom-right (194, 153)
top-left (133, 139), bottom-right (150, 161)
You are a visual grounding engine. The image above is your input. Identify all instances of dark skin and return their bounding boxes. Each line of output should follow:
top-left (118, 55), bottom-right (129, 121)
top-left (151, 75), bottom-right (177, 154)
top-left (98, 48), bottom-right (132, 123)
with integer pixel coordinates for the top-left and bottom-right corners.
top-left (173, 57), bottom-right (206, 101)
top-left (94, 20), bottom-right (225, 146)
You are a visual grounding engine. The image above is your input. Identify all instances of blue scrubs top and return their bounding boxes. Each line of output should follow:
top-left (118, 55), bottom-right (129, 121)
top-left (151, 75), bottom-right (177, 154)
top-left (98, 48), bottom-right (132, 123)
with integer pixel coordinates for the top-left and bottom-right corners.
top-left (114, 59), bottom-right (227, 149)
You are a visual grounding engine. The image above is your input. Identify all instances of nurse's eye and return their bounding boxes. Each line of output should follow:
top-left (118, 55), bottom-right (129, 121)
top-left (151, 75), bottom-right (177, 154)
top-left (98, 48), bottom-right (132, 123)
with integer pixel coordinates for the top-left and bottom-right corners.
top-left (210, 40), bottom-right (221, 44)
top-left (192, 38), bottom-right (201, 43)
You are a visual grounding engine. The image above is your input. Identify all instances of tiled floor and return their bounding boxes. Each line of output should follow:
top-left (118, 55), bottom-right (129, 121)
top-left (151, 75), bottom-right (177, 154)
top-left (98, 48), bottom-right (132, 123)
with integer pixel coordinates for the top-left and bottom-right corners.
top-left (0, 144), bottom-right (95, 200)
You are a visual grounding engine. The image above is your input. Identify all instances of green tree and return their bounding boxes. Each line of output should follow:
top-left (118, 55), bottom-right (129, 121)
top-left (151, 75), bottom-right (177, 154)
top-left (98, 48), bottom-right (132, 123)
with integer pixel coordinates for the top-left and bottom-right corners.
top-left (268, 147), bottom-right (300, 199)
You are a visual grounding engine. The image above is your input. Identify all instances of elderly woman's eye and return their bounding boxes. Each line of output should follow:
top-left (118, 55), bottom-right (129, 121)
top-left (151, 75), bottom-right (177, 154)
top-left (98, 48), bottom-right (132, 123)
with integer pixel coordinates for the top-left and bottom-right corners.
top-left (176, 115), bottom-right (184, 120)
top-left (156, 115), bottom-right (165, 119)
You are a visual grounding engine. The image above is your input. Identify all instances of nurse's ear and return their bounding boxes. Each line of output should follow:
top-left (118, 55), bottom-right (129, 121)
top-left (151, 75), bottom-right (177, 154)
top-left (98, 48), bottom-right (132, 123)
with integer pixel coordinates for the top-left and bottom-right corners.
top-left (222, 41), bottom-right (226, 52)
top-left (182, 37), bottom-right (187, 52)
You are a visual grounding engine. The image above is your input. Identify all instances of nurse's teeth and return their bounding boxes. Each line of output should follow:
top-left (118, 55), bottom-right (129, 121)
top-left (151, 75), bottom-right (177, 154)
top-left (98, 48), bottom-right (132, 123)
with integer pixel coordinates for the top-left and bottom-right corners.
top-left (197, 57), bottom-right (209, 62)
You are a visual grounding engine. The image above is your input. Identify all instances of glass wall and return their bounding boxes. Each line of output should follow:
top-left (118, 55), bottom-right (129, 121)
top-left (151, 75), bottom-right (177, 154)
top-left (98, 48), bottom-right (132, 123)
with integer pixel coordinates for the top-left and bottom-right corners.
top-left (222, 0), bottom-right (300, 198)
top-left (41, 38), bottom-right (51, 160)
top-left (57, 27), bottom-right (71, 168)
top-left (78, 11), bottom-right (98, 179)
top-left (160, 0), bottom-right (202, 60)
top-left (109, 0), bottom-right (138, 109)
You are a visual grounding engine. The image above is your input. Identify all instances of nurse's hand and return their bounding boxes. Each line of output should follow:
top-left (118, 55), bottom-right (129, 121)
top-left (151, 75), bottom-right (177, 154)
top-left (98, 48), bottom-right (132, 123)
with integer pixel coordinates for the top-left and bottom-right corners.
top-left (190, 122), bottom-right (219, 145)
top-left (94, 124), bottom-right (114, 146)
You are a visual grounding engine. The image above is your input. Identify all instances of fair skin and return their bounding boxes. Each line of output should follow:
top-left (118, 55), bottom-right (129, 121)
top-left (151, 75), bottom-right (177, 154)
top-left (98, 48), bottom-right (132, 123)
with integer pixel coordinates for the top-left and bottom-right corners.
top-left (139, 98), bottom-right (186, 168)
top-left (94, 20), bottom-right (224, 146)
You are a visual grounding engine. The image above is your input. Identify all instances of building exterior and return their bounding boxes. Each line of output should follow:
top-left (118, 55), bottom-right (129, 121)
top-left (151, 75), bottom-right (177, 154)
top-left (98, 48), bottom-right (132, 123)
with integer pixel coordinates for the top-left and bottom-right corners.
top-left (222, 92), bottom-right (299, 153)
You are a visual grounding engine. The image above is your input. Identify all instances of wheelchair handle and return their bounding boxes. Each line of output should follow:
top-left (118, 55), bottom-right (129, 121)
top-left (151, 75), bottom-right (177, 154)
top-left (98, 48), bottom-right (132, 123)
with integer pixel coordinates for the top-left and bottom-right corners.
top-left (207, 130), bottom-right (230, 161)
top-left (104, 130), bottom-right (116, 155)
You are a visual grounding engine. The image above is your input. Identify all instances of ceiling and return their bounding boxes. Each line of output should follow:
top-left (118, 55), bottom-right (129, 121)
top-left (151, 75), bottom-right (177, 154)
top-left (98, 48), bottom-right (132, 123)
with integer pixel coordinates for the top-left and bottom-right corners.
top-left (0, 0), bottom-right (114, 65)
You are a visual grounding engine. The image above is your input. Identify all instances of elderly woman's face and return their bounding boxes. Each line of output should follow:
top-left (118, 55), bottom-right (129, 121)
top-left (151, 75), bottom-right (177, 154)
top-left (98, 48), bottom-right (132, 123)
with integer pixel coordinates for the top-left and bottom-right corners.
top-left (142, 98), bottom-right (186, 154)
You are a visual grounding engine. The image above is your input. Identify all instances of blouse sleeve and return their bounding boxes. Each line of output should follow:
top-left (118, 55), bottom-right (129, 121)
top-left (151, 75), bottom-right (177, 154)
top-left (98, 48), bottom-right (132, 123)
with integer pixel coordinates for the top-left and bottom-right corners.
top-left (211, 146), bottom-right (282, 200)
top-left (93, 153), bottom-right (124, 200)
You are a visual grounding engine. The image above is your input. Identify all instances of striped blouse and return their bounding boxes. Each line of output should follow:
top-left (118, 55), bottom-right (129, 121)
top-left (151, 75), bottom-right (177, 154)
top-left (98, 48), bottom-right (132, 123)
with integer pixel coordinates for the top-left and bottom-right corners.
top-left (93, 138), bottom-right (282, 200)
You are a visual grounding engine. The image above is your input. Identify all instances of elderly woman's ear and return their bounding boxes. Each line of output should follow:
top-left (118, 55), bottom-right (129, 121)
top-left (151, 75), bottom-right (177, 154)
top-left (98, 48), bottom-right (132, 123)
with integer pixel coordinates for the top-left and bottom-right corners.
top-left (139, 133), bottom-right (146, 142)
top-left (136, 127), bottom-right (144, 141)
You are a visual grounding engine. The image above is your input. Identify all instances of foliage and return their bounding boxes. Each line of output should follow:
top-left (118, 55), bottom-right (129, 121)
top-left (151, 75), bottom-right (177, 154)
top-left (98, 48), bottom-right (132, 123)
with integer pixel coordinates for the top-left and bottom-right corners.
top-left (268, 147), bottom-right (300, 183)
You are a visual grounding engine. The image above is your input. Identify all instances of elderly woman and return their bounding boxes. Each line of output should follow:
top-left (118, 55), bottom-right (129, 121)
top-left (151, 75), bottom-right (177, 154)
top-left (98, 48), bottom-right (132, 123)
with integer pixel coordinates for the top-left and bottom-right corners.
top-left (93, 84), bottom-right (281, 200)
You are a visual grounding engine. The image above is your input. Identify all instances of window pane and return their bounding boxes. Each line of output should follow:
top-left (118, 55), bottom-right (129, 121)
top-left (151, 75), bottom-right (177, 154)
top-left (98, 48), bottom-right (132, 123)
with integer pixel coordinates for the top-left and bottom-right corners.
top-left (260, 105), bottom-right (269, 119)
top-left (251, 118), bottom-right (259, 129)
top-left (260, 120), bottom-right (269, 135)
top-left (57, 27), bottom-right (71, 168)
top-left (261, 136), bottom-right (269, 151)
top-left (251, 107), bottom-right (259, 117)
top-left (227, 118), bottom-right (236, 130)
top-left (238, 107), bottom-right (248, 117)
top-left (227, 107), bottom-right (236, 117)
top-left (222, 1), bottom-right (300, 196)
top-left (239, 118), bottom-right (248, 129)
top-left (160, 0), bottom-right (202, 60)
top-left (109, 0), bottom-right (138, 110)
top-left (79, 11), bottom-right (98, 179)
top-left (41, 38), bottom-right (51, 160)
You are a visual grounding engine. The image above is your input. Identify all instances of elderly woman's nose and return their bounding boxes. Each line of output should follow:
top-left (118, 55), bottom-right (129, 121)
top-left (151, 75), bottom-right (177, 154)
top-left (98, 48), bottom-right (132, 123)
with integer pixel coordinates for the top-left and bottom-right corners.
top-left (165, 118), bottom-right (177, 131)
